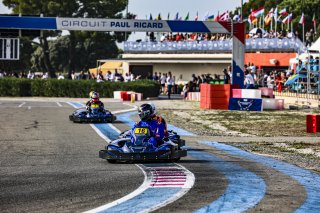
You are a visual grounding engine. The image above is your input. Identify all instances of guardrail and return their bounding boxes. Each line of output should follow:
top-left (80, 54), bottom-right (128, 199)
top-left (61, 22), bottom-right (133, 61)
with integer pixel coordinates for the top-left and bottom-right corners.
top-left (124, 38), bottom-right (307, 53)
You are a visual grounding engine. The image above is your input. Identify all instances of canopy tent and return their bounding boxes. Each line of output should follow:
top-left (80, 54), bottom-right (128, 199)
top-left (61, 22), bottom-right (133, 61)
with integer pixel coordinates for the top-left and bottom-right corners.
top-left (297, 38), bottom-right (320, 60)
top-left (310, 37), bottom-right (320, 51)
top-left (89, 61), bottom-right (123, 76)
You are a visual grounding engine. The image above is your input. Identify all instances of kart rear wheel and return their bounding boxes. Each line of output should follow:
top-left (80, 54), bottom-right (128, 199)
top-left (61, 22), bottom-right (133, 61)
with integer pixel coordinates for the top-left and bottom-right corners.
top-left (107, 159), bottom-right (116, 163)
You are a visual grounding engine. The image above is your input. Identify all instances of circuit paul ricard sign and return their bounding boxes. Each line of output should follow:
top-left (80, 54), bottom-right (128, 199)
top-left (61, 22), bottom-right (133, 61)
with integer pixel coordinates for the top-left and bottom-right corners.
top-left (0, 16), bottom-right (245, 87)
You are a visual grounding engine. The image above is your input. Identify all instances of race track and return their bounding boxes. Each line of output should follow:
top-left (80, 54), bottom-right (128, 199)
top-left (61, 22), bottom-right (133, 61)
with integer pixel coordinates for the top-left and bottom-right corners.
top-left (0, 99), bottom-right (319, 213)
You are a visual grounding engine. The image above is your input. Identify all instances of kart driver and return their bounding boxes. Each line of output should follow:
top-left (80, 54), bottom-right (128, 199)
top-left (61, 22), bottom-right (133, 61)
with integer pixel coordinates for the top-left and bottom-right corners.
top-left (86, 91), bottom-right (104, 112)
top-left (133, 103), bottom-right (165, 147)
top-left (149, 103), bottom-right (168, 136)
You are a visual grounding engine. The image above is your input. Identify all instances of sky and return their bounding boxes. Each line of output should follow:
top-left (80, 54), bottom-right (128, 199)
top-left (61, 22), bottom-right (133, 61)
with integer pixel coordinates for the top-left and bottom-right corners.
top-left (0, 0), bottom-right (248, 42)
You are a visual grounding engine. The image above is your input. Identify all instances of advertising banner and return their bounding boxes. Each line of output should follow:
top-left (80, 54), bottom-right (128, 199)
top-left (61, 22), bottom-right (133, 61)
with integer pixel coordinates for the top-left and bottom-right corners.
top-left (228, 98), bottom-right (263, 111)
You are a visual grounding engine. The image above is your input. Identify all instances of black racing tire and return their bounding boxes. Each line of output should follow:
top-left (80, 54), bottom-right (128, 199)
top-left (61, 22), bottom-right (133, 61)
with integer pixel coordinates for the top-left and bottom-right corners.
top-left (107, 159), bottom-right (116, 164)
top-left (173, 158), bottom-right (181, 162)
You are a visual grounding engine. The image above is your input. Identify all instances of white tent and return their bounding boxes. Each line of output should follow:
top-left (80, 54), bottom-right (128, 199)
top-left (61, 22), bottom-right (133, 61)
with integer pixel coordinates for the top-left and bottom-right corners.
top-left (309, 37), bottom-right (320, 51)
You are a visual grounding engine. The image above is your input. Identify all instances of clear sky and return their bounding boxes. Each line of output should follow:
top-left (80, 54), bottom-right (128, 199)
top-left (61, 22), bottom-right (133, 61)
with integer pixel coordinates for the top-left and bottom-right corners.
top-left (0, 0), bottom-right (248, 42)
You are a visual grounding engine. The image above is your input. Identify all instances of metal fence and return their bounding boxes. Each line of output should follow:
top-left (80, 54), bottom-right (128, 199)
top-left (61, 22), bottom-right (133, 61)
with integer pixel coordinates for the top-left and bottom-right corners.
top-left (124, 38), bottom-right (307, 53)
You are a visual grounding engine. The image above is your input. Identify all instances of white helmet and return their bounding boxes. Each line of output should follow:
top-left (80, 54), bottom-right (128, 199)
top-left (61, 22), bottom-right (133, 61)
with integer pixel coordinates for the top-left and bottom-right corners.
top-left (148, 103), bottom-right (157, 116)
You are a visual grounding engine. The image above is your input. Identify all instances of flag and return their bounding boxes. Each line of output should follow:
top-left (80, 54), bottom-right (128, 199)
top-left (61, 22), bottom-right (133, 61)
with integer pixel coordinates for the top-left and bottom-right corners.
top-left (253, 7), bottom-right (265, 18)
top-left (279, 8), bottom-right (288, 15)
top-left (248, 9), bottom-right (257, 24)
top-left (273, 7), bottom-right (278, 22)
top-left (203, 11), bottom-right (209, 21)
top-left (282, 13), bottom-right (292, 24)
top-left (175, 12), bottom-right (179, 20)
top-left (264, 8), bottom-right (273, 25)
top-left (156, 13), bottom-right (162, 20)
top-left (219, 11), bottom-right (229, 21)
top-left (214, 11), bottom-right (219, 21)
top-left (299, 13), bottom-right (305, 25)
top-left (233, 14), bottom-right (240, 22)
top-left (184, 12), bottom-right (189, 21)
top-left (207, 14), bottom-right (215, 21)
top-left (167, 12), bottom-right (170, 20)
top-left (313, 13), bottom-right (316, 26)
top-left (195, 11), bottom-right (198, 21)
top-left (149, 13), bottom-right (153, 20)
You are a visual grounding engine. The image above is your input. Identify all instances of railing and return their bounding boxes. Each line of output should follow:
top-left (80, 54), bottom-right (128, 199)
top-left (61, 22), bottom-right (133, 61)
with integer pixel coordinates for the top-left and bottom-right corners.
top-left (124, 38), bottom-right (307, 53)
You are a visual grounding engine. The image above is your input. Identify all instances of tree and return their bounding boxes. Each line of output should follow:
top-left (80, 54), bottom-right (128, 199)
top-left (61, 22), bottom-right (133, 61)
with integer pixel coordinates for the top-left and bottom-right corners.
top-left (2, 0), bottom-right (132, 77)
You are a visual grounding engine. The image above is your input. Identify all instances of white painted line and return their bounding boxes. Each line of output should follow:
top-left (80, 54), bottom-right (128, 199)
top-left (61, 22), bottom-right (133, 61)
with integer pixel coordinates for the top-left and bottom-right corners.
top-left (89, 124), bottom-right (111, 143)
top-left (18, 102), bottom-right (26, 107)
top-left (108, 123), bottom-right (121, 134)
top-left (28, 106), bottom-right (31, 110)
top-left (112, 104), bottom-right (138, 114)
top-left (56, 102), bottom-right (62, 107)
top-left (84, 164), bottom-right (150, 213)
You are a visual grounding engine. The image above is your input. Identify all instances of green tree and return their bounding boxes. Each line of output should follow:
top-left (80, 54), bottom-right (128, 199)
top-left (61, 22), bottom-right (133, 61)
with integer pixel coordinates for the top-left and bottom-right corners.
top-left (3, 0), bottom-right (131, 77)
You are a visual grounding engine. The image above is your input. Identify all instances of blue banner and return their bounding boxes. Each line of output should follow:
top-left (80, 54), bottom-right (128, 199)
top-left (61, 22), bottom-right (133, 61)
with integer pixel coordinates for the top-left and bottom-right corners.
top-left (124, 38), bottom-right (306, 53)
top-left (228, 98), bottom-right (263, 111)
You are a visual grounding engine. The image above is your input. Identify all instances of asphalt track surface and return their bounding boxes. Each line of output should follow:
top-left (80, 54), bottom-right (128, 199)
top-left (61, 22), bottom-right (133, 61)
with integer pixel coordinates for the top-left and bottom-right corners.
top-left (0, 99), bottom-right (319, 213)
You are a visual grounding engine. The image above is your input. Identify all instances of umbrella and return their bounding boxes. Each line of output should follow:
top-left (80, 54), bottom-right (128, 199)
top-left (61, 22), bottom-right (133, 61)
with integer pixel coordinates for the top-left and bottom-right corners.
top-left (249, 28), bottom-right (265, 35)
top-left (284, 74), bottom-right (307, 86)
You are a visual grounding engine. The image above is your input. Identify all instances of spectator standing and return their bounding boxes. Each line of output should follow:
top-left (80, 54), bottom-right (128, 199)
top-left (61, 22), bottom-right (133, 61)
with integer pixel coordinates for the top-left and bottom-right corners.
top-left (105, 71), bottom-right (111, 81)
top-left (57, 73), bottom-right (65, 80)
top-left (182, 83), bottom-right (189, 99)
top-left (267, 73), bottom-right (274, 89)
top-left (244, 70), bottom-right (255, 89)
top-left (27, 70), bottom-right (35, 79)
top-left (125, 73), bottom-right (131, 82)
top-left (0, 71), bottom-right (3, 78)
top-left (166, 72), bottom-right (174, 99)
top-left (96, 71), bottom-right (104, 82)
top-left (42, 72), bottom-right (49, 80)
top-left (160, 73), bottom-right (167, 94)
top-left (223, 68), bottom-right (230, 84)
top-left (152, 72), bottom-right (159, 81)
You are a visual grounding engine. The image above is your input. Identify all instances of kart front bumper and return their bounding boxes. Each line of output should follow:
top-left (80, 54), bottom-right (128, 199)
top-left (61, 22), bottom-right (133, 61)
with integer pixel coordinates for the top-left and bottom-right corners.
top-left (99, 149), bottom-right (187, 161)
top-left (69, 115), bottom-right (116, 123)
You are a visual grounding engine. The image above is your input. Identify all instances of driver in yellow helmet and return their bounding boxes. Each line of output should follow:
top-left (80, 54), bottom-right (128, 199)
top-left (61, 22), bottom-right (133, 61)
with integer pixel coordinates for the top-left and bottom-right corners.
top-left (86, 91), bottom-right (104, 112)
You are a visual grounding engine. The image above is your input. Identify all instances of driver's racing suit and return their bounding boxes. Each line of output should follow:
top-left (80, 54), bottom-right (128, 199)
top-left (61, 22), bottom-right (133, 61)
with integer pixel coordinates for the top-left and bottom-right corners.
top-left (132, 119), bottom-right (165, 147)
top-left (86, 100), bottom-right (104, 112)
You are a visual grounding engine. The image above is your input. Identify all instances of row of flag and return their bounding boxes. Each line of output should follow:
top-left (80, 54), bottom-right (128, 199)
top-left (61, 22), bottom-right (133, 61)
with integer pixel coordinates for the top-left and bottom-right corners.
top-left (145, 9), bottom-right (316, 28)
top-left (147, 11), bottom-right (234, 22)
top-left (248, 6), bottom-right (317, 26)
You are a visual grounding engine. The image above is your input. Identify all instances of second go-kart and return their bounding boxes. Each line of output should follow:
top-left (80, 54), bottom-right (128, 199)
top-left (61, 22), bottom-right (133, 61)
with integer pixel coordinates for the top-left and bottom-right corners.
top-left (69, 103), bottom-right (116, 123)
top-left (99, 124), bottom-right (187, 163)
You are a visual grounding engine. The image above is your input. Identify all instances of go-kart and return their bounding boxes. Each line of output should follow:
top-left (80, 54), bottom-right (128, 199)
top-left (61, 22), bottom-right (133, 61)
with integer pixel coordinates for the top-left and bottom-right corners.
top-left (69, 104), bottom-right (116, 123)
top-left (99, 124), bottom-right (187, 163)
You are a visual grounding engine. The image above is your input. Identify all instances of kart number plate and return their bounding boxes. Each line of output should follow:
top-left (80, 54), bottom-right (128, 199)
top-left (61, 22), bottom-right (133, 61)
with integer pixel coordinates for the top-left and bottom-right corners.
top-left (91, 103), bottom-right (99, 109)
top-left (134, 128), bottom-right (148, 135)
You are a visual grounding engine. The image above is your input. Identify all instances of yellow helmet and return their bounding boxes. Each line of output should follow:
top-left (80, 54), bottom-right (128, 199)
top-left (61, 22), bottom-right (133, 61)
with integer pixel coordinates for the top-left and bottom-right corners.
top-left (89, 91), bottom-right (94, 98)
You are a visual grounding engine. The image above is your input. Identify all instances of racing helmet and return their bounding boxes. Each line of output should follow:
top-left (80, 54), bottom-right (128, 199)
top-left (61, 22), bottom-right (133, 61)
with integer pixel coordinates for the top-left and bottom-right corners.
top-left (91, 91), bottom-right (100, 103)
top-left (148, 103), bottom-right (157, 116)
top-left (138, 103), bottom-right (154, 121)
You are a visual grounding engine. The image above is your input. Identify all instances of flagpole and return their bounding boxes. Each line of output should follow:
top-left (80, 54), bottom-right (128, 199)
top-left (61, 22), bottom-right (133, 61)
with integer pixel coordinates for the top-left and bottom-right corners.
top-left (303, 23), bottom-right (305, 44)
top-left (291, 21), bottom-right (293, 33)
top-left (262, 15), bottom-right (265, 29)
top-left (271, 17), bottom-right (273, 32)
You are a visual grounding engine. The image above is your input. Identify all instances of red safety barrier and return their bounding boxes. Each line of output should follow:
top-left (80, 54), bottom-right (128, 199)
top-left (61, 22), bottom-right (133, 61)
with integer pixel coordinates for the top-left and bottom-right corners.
top-left (306, 115), bottom-right (317, 133)
top-left (200, 84), bottom-right (230, 110)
